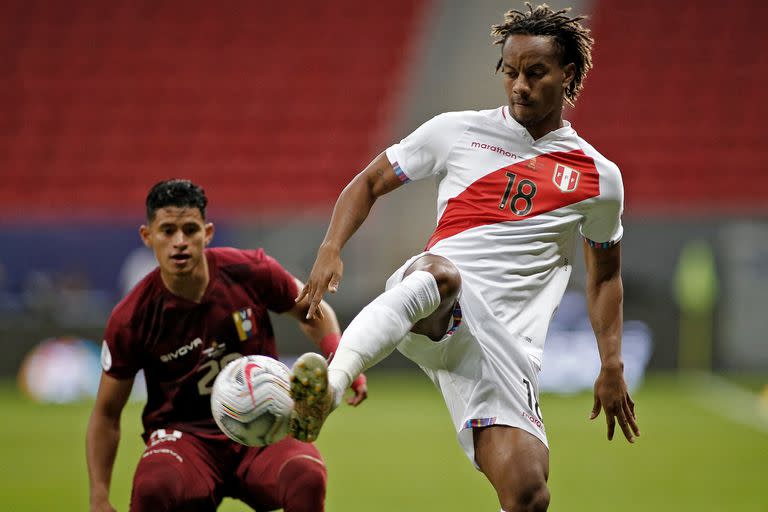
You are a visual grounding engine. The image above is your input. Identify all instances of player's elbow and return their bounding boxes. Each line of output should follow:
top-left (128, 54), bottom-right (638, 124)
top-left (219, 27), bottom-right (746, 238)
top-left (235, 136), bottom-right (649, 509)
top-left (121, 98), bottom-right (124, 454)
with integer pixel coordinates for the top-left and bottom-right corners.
top-left (89, 402), bottom-right (123, 433)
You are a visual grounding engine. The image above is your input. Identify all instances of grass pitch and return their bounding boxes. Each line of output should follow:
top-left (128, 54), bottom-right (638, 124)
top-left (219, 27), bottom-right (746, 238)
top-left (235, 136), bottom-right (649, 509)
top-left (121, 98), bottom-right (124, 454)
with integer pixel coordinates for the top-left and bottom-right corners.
top-left (0, 372), bottom-right (765, 511)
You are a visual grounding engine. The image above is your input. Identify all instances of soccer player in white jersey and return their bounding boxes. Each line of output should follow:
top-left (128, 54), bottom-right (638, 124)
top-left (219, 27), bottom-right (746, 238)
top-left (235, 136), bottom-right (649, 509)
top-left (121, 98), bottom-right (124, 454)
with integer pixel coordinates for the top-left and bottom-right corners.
top-left (289, 4), bottom-right (640, 511)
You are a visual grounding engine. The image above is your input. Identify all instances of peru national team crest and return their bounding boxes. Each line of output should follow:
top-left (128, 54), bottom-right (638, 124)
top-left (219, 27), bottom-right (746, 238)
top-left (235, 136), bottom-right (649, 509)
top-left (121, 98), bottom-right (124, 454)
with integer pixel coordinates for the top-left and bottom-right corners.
top-left (232, 307), bottom-right (256, 341)
top-left (553, 164), bottom-right (580, 192)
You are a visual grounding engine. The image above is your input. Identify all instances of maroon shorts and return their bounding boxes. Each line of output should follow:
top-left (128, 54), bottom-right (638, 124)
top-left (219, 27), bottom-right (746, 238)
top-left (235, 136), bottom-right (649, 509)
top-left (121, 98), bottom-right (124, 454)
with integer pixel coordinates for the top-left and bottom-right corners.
top-left (130, 429), bottom-right (326, 512)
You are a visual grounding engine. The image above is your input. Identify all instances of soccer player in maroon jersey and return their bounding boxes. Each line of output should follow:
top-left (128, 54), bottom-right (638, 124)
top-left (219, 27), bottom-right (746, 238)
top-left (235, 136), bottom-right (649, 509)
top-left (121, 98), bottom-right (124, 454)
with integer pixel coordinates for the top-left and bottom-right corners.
top-left (86, 179), bottom-right (367, 512)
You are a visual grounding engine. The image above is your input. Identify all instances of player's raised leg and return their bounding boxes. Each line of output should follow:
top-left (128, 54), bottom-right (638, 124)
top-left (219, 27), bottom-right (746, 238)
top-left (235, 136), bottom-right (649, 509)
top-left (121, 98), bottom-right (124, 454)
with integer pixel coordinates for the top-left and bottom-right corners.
top-left (473, 426), bottom-right (550, 512)
top-left (290, 254), bottom-right (461, 441)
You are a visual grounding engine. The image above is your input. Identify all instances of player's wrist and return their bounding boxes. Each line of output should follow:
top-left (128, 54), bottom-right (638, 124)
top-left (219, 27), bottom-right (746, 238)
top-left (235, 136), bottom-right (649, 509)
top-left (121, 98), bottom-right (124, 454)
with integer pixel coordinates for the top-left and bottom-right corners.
top-left (599, 360), bottom-right (624, 372)
top-left (318, 241), bottom-right (342, 255)
top-left (351, 373), bottom-right (366, 389)
top-left (89, 490), bottom-right (110, 506)
top-left (318, 332), bottom-right (341, 359)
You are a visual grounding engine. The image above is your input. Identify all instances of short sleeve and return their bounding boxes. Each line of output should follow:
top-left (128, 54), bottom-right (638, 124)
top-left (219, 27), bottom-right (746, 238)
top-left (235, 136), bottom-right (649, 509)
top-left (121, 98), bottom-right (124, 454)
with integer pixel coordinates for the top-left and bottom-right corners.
top-left (384, 112), bottom-right (469, 183)
top-left (580, 161), bottom-right (624, 247)
top-left (253, 253), bottom-right (300, 314)
top-left (102, 315), bottom-right (141, 379)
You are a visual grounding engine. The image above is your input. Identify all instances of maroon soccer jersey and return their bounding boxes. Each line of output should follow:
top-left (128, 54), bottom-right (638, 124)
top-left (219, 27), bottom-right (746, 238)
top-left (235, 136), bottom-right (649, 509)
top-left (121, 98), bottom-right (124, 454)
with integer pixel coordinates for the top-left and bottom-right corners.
top-left (101, 247), bottom-right (299, 438)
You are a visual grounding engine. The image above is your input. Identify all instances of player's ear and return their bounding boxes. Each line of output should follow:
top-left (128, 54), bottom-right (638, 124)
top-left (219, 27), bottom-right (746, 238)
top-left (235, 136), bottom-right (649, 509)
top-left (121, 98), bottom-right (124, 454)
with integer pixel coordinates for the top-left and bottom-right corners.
top-left (562, 62), bottom-right (576, 88)
top-left (204, 222), bottom-right (215, 246)
top-left (139, 225), bottom-right (152, 248)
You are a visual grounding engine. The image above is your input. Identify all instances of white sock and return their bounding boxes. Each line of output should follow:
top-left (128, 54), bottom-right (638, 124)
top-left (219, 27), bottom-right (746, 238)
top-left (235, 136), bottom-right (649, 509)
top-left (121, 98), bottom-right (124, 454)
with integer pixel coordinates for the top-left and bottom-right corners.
top-left (328, 270), bottom-right (441, 407)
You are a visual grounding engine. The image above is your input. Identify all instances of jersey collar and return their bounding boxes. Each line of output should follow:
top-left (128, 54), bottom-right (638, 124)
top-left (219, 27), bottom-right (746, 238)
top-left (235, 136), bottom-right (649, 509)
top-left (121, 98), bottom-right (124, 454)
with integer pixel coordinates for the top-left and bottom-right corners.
top-left (500, 106), bottom-right (576, 144)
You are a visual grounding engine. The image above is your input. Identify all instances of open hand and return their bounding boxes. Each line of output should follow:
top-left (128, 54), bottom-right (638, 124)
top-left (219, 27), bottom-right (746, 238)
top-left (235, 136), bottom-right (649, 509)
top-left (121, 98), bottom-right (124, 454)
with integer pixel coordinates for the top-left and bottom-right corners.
top-left (590, 365), bottom-right (640, 443)
top-left (296, 245), bottom-right (343, 320)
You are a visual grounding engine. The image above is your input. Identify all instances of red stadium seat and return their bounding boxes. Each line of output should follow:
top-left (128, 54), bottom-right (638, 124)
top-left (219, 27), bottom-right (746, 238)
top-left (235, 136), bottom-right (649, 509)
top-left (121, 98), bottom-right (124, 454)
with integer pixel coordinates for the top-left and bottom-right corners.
top-left (0, 0), bottom-right (428, 219)
top-left (572, 0), bottom-right (768, 214)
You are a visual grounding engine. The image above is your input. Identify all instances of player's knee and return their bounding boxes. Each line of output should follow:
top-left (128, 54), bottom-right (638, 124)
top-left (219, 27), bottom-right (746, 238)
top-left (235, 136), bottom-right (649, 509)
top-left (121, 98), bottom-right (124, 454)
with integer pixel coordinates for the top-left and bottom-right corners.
top-left (131, 466), bottom-right (185, 512)
top-left (278, 455), bottom-right (327, 512)
top-left (500, 479), bottom-right (550, 512)
top-left (407, 255), bottom-right (461, 303)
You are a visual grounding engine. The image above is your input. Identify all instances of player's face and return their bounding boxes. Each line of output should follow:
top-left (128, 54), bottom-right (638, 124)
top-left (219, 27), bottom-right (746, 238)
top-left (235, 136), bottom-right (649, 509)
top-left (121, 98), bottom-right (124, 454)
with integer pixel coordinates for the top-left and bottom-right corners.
top-left (501, 35), bottom-right (575, 138)
top-left (140, 207), bottom-right (214, 278)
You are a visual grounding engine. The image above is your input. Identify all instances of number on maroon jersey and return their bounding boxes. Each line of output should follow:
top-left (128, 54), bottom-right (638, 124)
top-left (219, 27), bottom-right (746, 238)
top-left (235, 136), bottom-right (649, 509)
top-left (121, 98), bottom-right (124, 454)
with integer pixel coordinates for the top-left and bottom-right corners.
top-left (197, 352), bottom-right (243, 396)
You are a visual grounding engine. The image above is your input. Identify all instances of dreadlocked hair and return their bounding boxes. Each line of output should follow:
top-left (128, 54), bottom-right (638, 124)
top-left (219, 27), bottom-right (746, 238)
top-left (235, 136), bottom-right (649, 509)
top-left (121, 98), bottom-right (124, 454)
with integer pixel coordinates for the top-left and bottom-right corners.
top-left (491, 3), bottom-right (594, 106)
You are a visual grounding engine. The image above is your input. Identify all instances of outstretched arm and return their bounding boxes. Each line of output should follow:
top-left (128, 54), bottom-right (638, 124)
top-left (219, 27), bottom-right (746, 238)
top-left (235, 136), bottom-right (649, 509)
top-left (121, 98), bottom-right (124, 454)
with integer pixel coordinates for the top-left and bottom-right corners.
top-left (297, 151), bottom-right (405, 319)
top-left (86, 373), bottom-right (134, 512)
top-left (287, 278), bottom-right (367, 406)
top-left (583, 240), bottom-right (640, 443)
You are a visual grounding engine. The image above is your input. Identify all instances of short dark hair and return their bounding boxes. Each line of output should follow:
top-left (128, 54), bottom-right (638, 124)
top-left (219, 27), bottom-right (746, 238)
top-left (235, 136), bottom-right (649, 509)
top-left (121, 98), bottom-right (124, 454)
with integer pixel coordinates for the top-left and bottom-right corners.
top-left (491, 3), bottom-right (594, 106)
top-left (145, 179), bottom-right (208, 221)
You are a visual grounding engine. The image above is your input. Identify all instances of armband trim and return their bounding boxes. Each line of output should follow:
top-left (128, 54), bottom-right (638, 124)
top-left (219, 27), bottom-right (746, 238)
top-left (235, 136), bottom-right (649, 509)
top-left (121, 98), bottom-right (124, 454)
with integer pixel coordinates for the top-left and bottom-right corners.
top-left (392, 161), bottom-right (411, 184)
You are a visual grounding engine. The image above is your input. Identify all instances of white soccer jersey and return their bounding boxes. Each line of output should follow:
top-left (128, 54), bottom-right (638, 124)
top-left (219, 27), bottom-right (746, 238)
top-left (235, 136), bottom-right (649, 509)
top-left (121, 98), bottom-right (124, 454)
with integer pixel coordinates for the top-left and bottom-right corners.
top-left (385, 106), bottom-right (623, 365)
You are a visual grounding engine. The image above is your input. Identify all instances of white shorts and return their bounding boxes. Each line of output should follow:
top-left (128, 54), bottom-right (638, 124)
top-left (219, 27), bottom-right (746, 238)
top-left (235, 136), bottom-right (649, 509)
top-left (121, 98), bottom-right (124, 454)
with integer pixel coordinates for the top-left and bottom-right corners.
top-left (386, 252), bottom-right (549, 466)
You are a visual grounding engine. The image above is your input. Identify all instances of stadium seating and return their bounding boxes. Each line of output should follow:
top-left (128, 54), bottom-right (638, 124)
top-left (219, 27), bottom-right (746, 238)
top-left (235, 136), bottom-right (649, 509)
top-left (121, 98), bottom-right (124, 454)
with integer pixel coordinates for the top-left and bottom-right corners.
top-left (571, 0), bottom-right (768, 214)
top-left (0, 0), bottom-right (428, 219)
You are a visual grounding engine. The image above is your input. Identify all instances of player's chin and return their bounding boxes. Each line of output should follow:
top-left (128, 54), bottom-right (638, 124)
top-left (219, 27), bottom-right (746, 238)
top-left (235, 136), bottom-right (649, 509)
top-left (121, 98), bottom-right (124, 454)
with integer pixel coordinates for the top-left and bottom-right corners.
top-left (510, 107), bottom-right (541, 127)
top-left (165, 259), bottom-right (194, 275)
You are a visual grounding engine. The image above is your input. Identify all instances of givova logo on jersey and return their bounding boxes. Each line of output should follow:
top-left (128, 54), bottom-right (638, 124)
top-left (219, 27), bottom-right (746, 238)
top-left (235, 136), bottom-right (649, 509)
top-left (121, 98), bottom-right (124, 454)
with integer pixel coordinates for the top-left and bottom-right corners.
top-left (553, 164), bottom-right (580, 192)
top-left (160, 337), bottom-right (203, 362)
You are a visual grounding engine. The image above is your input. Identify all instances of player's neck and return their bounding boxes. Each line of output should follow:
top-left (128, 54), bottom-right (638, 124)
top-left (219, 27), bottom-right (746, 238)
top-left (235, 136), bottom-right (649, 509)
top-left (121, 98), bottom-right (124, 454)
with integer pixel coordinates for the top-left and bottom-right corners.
top-left (526, 110), bottom-right (564, 141)
top-left (160, 260), bottom-right (210, 303)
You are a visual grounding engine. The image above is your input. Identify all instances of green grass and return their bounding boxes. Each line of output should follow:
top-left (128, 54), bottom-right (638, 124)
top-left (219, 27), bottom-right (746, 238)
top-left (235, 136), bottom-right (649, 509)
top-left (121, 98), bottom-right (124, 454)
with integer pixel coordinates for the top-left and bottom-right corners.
top-left (0, 372), bottom-right (766, 511)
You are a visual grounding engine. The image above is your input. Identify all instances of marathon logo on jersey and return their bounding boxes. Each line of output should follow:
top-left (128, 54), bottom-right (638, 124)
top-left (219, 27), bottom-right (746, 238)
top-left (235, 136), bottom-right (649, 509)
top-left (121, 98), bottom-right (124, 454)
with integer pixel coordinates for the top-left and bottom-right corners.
top-left (233, 307), bottom-right (256, 341)
top-left (552, 164), bottom-right (580, 192)
top-left (471, 141), bottom-right (522, 160)
top-left (160, 337), bottom-right (203, 362)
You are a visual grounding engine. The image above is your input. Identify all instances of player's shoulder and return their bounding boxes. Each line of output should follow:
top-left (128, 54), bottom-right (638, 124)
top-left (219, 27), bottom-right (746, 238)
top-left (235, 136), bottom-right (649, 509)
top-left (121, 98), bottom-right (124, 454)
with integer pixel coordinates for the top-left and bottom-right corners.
top-left (208, 246), bottom-right (267, 266)
top-left (420, 109), bottom-right (498, 133)
top-left (570, 132), bottom-right (621, 177)
top-left (108, 269), bottom-right (161, 331)
top-left (430, 108), bottom-right (499, 125)
top-left (209, 247), bottom-right (287, 280)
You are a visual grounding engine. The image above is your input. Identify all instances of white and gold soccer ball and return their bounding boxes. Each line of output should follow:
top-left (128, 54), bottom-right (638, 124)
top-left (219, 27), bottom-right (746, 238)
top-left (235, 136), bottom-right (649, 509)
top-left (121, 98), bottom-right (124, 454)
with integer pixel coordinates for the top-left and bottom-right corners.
top-left (211, 355), bottom-right (294, 447)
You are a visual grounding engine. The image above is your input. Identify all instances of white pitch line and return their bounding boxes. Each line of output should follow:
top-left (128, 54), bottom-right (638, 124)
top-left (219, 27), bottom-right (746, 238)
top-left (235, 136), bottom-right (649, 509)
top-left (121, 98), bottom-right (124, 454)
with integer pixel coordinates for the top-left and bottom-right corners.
top-left (683, 372), bottom-right (768, 434)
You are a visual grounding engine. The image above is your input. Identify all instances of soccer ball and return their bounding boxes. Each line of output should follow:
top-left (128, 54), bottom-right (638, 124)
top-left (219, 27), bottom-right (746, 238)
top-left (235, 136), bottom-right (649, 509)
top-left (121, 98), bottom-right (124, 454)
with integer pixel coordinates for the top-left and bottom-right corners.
top-left (211, 355), bottom-right (294, 447)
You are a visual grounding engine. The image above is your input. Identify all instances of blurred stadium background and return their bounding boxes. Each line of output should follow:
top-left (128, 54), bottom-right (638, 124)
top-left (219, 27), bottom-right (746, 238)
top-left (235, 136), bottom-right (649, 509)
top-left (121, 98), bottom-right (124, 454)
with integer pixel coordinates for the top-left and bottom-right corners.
top-left (0, 0), bottom-right (766, 510)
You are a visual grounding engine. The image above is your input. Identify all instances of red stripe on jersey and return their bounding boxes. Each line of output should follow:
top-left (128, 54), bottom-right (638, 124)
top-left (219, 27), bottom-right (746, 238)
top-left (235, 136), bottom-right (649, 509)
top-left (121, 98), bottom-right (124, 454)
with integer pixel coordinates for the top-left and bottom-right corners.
top-left (426, 150), bottom-right (600, 249)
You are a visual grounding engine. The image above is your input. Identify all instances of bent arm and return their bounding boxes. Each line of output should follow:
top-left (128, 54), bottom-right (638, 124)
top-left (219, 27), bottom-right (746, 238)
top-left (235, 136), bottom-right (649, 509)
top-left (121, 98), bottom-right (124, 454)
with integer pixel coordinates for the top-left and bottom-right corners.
top-left (86, 373), bottom-right (134, 509)
top-left (287, 278), bottom-right (341, 345)
top-left (300, 151), bottom-right (404, 318)
top-left (322, 151), bottom-right (404, 254)
top-left (288, 278), bottom-right (369, 405)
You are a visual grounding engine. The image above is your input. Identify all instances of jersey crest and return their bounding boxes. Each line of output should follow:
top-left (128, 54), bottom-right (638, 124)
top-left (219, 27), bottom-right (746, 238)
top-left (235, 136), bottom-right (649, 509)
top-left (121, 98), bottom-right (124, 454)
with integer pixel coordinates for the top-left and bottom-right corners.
top-left (232, 307), bottom-right (256, 341)
top-left (553, 164), bottom-right (580, 192)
